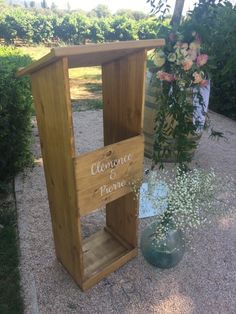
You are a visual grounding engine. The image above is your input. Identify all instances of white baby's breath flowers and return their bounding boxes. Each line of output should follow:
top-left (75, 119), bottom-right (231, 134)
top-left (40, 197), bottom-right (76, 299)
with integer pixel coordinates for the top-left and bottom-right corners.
top-left (131, 167), bottom-right (235, 247)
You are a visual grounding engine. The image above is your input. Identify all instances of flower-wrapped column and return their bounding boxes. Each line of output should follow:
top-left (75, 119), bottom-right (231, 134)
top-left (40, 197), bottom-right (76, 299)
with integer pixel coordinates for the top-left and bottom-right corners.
top-left (144, 31), bottom-right (210, 167)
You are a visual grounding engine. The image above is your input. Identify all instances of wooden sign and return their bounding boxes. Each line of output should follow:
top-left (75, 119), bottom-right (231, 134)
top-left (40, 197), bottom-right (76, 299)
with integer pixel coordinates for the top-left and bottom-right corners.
top-left (17, 39), bottom-right (165, 290)
top-left (74, 135), bottom-right (144, 216)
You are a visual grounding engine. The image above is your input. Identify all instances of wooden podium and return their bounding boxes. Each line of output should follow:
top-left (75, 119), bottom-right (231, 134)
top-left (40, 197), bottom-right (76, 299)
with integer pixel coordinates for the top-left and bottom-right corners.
top-left (17, 39), bottom-right (164, 290)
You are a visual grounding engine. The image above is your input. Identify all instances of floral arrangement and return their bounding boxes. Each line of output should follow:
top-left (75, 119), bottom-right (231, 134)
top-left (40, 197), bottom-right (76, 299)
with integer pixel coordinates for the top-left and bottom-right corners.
top-left (154, 31), bottom-right (209, 89)
top-left (149, 30), bottom-right (212, 169)
top-left (130, 167), bottom-right (235, 245)
top-left (132, 167), bottom-right (234, 246)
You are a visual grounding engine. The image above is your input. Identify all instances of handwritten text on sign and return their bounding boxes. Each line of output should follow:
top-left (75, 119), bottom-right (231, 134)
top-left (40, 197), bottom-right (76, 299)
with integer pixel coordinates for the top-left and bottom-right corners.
top-left (91, 153), bottom-right (132, 196)
top-left (74, 135), bottom-right (144, 216)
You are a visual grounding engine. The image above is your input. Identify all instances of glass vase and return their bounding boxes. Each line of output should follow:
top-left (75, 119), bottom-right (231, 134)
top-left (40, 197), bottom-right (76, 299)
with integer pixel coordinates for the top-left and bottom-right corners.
top-left (140, 220), bottom-right (185, 268)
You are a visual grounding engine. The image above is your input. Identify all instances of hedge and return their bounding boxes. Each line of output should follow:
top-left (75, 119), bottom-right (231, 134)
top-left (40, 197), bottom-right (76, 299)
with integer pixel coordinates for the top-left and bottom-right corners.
top-left (0, 7), bottom-right (160, 44)
top-left (182, 0), bottom-right (236, 119)
top-left (0, 46), bottom-right (33, 186)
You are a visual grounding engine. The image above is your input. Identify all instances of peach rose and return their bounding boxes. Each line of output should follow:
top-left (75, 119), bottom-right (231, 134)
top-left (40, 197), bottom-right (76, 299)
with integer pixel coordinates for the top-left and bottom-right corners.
top-left (182, 59), bottom-right (193, 71)
top-left (196, 54), bottom-right (208, 67)
top-left (157, 71), bottom-right (175, 82)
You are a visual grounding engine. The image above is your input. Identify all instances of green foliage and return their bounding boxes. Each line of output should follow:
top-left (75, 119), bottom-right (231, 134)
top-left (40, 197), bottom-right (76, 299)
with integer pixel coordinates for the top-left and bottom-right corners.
top-left (0, 46), bottom-right (33, 183)
top-left (54, 13), bottom-right (92, 44)
top-left (0, 6), bottom-right (160, 44)
top-left (109, 15), bottom-right (138, 41)
top-left (54, 14), bottom-right (77, 43)
top-left (149, 27), bottom-right (210, 169)
top-left (31, 13), bottom-right (55, 43)
top-left (182, 0), bottom-right (236, 118)
top-left (146, 0), bottom-right (171, 19)
top-left (0, 202), bottom-right (23, 314)
top-left (89, 17), bottom-right (113, 43)
top-left (88, 4), bottom-right (111, 18)
top-left (138, 18), bottom-right (161, 39)
top-left (115, 9), bottom-right (147, 20)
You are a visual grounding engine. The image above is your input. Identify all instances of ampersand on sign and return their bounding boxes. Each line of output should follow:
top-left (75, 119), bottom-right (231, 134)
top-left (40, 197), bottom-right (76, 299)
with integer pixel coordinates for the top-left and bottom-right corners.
top-left (110, 169), bottom-right (117, 180)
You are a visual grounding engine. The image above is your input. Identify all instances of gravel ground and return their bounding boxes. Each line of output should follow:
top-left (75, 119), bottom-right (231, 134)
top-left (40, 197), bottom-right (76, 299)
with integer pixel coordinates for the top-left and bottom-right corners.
top-left (16, 110), bottom-right (236, 314)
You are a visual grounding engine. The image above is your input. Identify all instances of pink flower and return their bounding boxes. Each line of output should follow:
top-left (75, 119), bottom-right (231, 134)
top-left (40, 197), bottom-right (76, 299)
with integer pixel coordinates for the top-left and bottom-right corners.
top-left (182, 59), bottom-right (193, 71)
top-left (193, 72), bottom-right (203, 84)
top-left (196, 54), bottom-right (208, 67)
top-left (200, 79), bottom-right (209, 88)
top-left (157, 71), bottom-right (175, 82)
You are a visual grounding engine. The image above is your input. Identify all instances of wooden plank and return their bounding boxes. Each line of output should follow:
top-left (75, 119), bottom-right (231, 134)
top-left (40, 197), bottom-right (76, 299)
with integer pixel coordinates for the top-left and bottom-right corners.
top-left (61, 39), bottom-right (165, 68)
top-left (17, 39), bottom-right (165, 76)
top-left (104, 226), bottom-right (132, 250)
top-left (83, 229), bottom-right (129, 279)
top-left (82, 247), bottom-right (138, 291)
top-left (67, 49), bottom-right (143, 68)
top-left (25, 43), bottom-right (150, 290)
top-left (16, 50), bottom-right (56, 77)
top-left (102, 50), bottom-right (147, 143)
top-left (74, 135), bottom-right (144, 216)
top-left (30, 58), bottom-right (83, 286)
top-left (102, 50), bottom-right (146, 248)
top-left (106, 193), bottom-right (139, 247)
top-left (54, 39), bottom-right (165, 59)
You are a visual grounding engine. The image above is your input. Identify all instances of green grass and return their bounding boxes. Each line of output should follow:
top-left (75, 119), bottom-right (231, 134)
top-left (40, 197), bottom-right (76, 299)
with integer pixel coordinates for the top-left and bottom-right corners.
top-left (69, 66), bottom-right (101, 79)
top-left (17, 46), bottom-right (101, 81)
top-left (84, 82), bottom-right (102, 93)
top-left (18, 46), bottom-right (103, 109)
top-left (18, 46), bottom-right (50, 61)
top-left (0, 200), bottom-right (23, 314)
top-left (73, 98), bottom-right (103, 111)
top-left (69, 66), bottom-right (102, 102)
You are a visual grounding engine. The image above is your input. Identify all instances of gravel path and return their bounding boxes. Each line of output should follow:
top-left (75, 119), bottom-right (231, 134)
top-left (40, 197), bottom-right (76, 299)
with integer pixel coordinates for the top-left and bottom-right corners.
top-left (16, 110), bottom-right (236, 314)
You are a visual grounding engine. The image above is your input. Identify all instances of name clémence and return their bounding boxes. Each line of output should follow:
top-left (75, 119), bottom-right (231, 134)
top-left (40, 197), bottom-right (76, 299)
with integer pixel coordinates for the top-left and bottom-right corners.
top-left (90, 153), bottom-right (132, 176)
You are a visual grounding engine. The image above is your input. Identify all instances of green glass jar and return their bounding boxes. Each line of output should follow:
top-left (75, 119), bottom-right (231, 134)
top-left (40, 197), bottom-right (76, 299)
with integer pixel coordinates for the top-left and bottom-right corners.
top-left (140, 220), bottom-right (185, 268)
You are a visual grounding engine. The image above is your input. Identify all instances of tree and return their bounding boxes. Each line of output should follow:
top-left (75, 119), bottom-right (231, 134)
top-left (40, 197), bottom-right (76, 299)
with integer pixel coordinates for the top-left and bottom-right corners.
top-left (51, 2), bottom-right (57, 11)
top-left (115, 9), bottom-right (147, 20)
top-left (41, 0), bottom-right (47, 9)
top-left (171, 0), bottom-right (185, 28)
top-left (0, 0), bottom-right (8, 6)
top-left (138, 18), bottom-right (160, 39)
top-left (109, 15), bottom-right (138, 41)
top-left (29, 1), bottom-right (35, 8)
top-left (88, 4), bottom-right (111, 18)
top-left (147, 0), bottom-right (185, 27)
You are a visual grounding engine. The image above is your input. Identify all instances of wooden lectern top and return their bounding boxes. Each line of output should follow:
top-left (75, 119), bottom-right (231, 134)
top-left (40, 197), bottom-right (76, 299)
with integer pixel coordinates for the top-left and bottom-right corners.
top-left (16, 39), bottom-right (164, 77)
